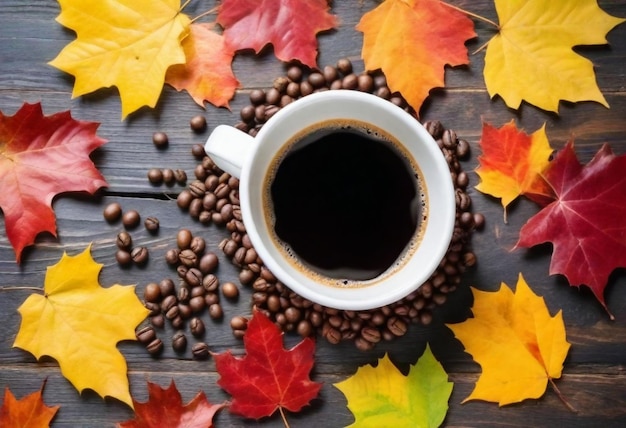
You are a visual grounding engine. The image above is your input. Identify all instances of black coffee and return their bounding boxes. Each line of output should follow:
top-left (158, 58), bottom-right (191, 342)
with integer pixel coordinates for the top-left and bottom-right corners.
top-left (269, 120), bottom-right (423, 282)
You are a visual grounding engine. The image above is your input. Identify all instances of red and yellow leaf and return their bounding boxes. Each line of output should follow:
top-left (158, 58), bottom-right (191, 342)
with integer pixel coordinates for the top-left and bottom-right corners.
top-left (217, 0), bottom-right (338, 68)
top-left (356, 0), bottom-right (476, 114)
top-left (214, 309), bottom-right (321, 420)
top-left (166, 22), bottom-right (240, 109)
top-left (475, 120), bottom-right (555, 217)
top-left (516, 142), bottom-right (626, 317)
top-left (117, 381), bottom-right (226, 428)
top-left (0, 103), bottom-right (107, 262)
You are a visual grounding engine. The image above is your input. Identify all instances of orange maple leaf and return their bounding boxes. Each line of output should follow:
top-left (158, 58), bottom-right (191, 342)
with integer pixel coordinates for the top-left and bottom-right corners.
top-left (356, 0), bottom-right (476, 114)
top-left (166, 22), bottom-right (240, 109)
top-left (475, 120), bottom-right (555, 220)
top-left (0, 382), bottom-right (59, 427)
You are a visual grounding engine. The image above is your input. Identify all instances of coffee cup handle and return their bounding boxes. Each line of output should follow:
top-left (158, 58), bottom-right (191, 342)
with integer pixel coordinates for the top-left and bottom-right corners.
top-left (203, 125), bottom-right (253, 178)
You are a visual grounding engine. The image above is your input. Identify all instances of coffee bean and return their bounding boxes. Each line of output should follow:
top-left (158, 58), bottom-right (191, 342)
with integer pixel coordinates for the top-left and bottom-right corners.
top-left (442, 129), bottom-right (458, 149)
top-left (144, 282), bottom-right (161, 303)
top-left (423, 120), bottom-right (444, 139)
top-left (322, 65), bottom-right (338, 83)
top-left (177, 229), bottom-right (193, 249)
top-left (136, 325), bottom-right (156, 344)
top-left (191, 144), bottom-right (205, 159)
top-left (341, 73), bottom-right (358, 89)
top-left (178, 303), bottom-right (192, 319)
top-left (456, 138), bottom-right (470, 158)
top-left (174, 169), bottom-right (187, 185)
top-left (144, 301), bottom-right (160, 316)
top-left (189, 198), bottom-right (203, 219)
top-left (357, 74), bottom-right (374, 92)
top-left (192, 342), bottom-right (210, 360)
top-left (205, 292), bottom-right (220, 306)
top-left (177, 189), bottom-right (193, 210)
top-left (221, 282), bottom-right (239, 299)
top-left (230, 315), bottom-right (247, 331)
top-left (190, 236), bottom-right (206, 254)
top-left (177, 286), bottom-right (190, 303)
top-left (116, 249), bottom-right (132, 266)
top-left (387, 317), bottom-right (408, 336)
top-left (336, 58), bottom-right (352, 74)
top-left (198, 252), bottom-right (219, 274)
top-left (286, 65), bottom-right (303, 82)
top-left (473, 213), bottom-right (485, 230)
top-left (324, 327), bottom-right (341, 344)
top-left (165, 304), bottom-right (180, 320)
top-left (122, 210), bottom-right (140, 229)
top-left (150, 314), bottom-right (165, 329)
top-left (296, 319), bottom-right (313, 337)
top-left (159, 278), bottom-right (175, 296)
top-left (171, 331), bottom-right (187, 352)
top-left (152, 131), bottom-right (169, 148)
top-left (162, 168), bottom-right (175, 185)
top-left (161, 294), bottom-right (178, 313)
top-left (131, 246), bottom-right (149, 265)
top-left (189, 295), bottom-right (206, 313)
top-left (144, 216), bottom-right (159, 233)
top-left (300, 80), bottom-right (314, 96)
top-left (179, 249), bottom-right (198, 268)
top-left (103, 202), bottom-right (122, 223)
top-left (239, 269), bottom-right (256, 285)
top-left (116, 231), bottom-right (132, 250)
top-left (190, 115), bottom-right (207, 133)
top-left (189, 317), bottom-right (205, 337)
top-left (202, 274), bottom-right (219, 292)
top-left (185, 268), bottom-right (203, 288)
top-left (249, 89), bottom-right (266, 105)
top-left (165, 248), bottom-right (180, 266)
top-left (146, 338), bottom-right (163, 355)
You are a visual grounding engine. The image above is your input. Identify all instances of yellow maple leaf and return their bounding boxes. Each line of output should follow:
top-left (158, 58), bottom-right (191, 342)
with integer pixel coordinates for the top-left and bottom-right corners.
top-left (49, 0), bottom-right (191, 119)
top-left (13, 245), bottom-right (150, 408)
top-left (447, 273), bottom-right (570, 406)
top-left (484, 0), bottom-right (625, 112)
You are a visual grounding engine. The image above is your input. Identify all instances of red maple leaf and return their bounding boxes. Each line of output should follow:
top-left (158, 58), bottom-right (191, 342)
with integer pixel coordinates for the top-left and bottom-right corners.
top-left (0, 381), bottom-right (59, 427)
top-left (516, 142), bottom-right (626, 318)
top-left (216, 0), bottom-right (338, 68)
top-left (214, 310), bottom-right (321, 421)
top-left (117, 380), bottom-right (226, 428)
top-left (0, 102), bottom-right (107, 262)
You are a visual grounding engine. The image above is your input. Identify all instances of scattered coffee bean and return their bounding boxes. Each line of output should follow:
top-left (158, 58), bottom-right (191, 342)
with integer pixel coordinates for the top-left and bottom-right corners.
top-left (162, 168), bottom-right (175, 185)
top-left (177, 229), bottom-right (193, 249)
top-left (146, 338), bottom-right (164, 355)
top-left (221, 281), bottom-right (239, 299)
top-left (199, 252), bottom-right (219, 274)
top-left (174, 169), bottom-right (187, 185)
top-left (122, 210), bottom-right (140, 229)
top-left (103, 202), bottom-right (122, 223)
top-left (116, 231), bottom-right (132, 250)
top-left (136, 325), bottom-right (156, 344)
top-left (115, 249), bottom-right (132, 266)
top-left (208, 303), bottom-right (223, 320)
top-left (152, 131), bottom-right (169, 148)
top-left (131, 246), bottom-right (149, 265)
top-left (172, 331), bottom-right (187, 352)
top-left (165, 248), bottom-right (180, 265)
top-left (144, 216), bottom-right (160, 233)
top-left (177, 189), bottom-right (193, 210)
top-left (159, 278), bottom-right (175, 296)
top-left (144, 282), bottom-right (161, 303)
top-left (189, 317), bottom-right (205, 337)
top-left (192, 342), bottom-right (210, 359)
top-left (190, 236), bottom-right (206, 254)
top-left (151, 314), bottom-right (165, 329)
top-left (190, 115), bottom-right (207, 133)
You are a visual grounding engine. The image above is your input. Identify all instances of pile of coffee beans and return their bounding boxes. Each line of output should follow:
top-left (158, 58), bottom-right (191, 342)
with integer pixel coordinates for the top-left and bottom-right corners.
top-left (162, 58), bottom-right (484, 351)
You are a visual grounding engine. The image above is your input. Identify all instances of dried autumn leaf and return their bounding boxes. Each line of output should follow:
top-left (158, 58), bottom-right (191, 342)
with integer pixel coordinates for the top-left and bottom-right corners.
top-left (447, 273), bottom-right (570, 406)
top-left (334, 345), bottom-right (453, 428)
top-left (214, 309), bottom-right (321, 421)
top-left (475, 120), bottom-right (555, 218)
top-left (0, 382), bottom-right (59, 427)
top-left (217, 0), bottom-right (338, 68)
top-left (0, 103), bottom-right (107, 263)
top-left (13, 246), bottom-right (150, 408)
top-left (117, 380), bottom-right (226, 428)
top-left (166, 22), bottom-right (240, 109)
top-left (516, 142), bottom-right (626, 317)
top-left (356, 0), bottom-right (476, 114)
top-left (484, 0), bottom-right (625, 112)
top-left (49, 0), bottom-right (191, 119)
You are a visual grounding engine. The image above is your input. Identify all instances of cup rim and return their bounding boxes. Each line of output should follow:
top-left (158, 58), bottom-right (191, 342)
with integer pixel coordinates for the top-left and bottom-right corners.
top-left (238, 91), bottom-right (456, 310)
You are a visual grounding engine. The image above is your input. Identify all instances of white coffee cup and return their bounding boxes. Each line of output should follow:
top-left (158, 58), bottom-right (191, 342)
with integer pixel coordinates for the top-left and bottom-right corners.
top-left (205, 90), bottom-right (455, 310)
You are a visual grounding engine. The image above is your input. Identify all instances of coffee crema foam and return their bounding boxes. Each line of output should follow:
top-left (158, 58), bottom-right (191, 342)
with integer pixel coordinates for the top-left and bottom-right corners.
top-left (263, 118), bottom-right (428, 288)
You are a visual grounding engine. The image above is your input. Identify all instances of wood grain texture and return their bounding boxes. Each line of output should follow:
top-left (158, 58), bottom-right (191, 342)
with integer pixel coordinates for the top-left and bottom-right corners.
top-left (1, 1), bottom-right (626, 426)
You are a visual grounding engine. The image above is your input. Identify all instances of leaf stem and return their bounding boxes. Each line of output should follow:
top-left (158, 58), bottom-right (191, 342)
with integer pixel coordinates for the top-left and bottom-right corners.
top-left (472, 39), bottom-right (492, 55)
top-left (279, 407), bottom-right (291, 428)
top-left (441, 2), bottom-right (500, 29)
top-left (549, 377), bottom-right (578, 413)
top-left (191, 6), bottom-right (220, 24)
top-left (0, 286), bottom-right (44, 293)
top-left (179, 0), bottom-right (192, 13)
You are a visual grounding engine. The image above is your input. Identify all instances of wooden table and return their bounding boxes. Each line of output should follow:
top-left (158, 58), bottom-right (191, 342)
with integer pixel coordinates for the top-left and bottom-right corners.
top-left (1, 1), bottom-right (625, 426)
